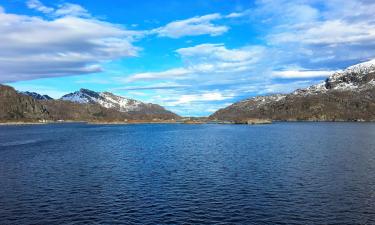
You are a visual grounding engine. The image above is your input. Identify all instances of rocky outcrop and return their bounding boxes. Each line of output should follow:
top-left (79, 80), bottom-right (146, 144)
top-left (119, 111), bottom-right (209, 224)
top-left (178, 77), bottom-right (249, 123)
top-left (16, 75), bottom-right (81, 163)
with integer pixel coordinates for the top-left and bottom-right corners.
top-left (0, 85), bottom-right (49, 121)
top-left (210, 60), bottom-right (375, 122)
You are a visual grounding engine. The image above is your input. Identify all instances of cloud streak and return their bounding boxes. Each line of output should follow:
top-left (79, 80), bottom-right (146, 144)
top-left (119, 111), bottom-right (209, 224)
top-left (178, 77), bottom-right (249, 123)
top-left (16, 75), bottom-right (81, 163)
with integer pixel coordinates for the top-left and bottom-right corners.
top-left (27, 0), bottom-right (54, 14)
top-left (272, 70), bottom-right (335, 79)
top-left (151, 13), bottom-right (229, 38)
top-left (27, 0), bottom-right (90, 17)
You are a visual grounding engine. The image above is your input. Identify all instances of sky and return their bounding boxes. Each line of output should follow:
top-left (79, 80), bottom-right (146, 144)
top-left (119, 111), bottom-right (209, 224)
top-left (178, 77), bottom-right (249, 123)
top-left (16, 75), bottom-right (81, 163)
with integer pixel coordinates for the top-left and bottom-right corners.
top-left (1, 0), bottom-right (375, 116)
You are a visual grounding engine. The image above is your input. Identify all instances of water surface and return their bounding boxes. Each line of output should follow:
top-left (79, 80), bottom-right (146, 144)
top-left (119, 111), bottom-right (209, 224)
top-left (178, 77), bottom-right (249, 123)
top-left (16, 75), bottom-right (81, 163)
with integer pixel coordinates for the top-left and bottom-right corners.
top-left (0, 123), bottom-right (375, 224)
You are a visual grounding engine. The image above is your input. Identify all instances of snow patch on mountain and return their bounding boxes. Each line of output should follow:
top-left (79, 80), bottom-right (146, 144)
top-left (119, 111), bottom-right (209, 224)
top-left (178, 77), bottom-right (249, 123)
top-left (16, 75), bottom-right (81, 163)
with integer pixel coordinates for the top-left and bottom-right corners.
top-left (295, 59), bottom-right (375, 95)
top-left (61, 89), bottom-right (147, 112)
top-left (241, 59), bottom-right (375, 103)
top-left (345, 59), bottom-right (375, 75)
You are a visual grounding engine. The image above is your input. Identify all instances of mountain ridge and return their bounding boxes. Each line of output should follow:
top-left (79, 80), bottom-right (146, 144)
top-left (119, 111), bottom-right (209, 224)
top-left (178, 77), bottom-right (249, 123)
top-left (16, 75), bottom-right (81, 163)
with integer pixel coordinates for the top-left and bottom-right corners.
top-left (0, 85), bottom-right (180, 122)
top-left (60, 88), bottom-right (178, 117)
top-left (210, 59), bottom-right (375, 122)
top-left (21, 91), bottom-right (53, 100)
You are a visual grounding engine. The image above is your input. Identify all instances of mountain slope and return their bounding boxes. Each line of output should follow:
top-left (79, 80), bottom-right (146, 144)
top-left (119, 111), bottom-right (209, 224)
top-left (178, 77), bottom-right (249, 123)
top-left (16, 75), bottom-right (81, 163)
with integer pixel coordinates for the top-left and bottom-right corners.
top-left (42, 100), bottom-right (130, 122)
top-left (210, 60), bottom-right (375, 122)
top-left (61, 89), bottom-right (179, 119)
top-left (0, 85), bottom-right (49, 121)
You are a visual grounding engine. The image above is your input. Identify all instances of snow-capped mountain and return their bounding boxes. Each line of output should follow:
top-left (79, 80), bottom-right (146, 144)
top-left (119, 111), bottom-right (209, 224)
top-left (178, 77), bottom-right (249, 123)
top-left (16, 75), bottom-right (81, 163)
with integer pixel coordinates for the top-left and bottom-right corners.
top-left (61, 89), bottom-right (151, 112)
top-left (0, 85), bottom-right (180, 122)
top-left (292, 59), bottom-right (375, 96)
top-left (60, 89), bottom-right (178, 116)
top-left (210, 59), bottom-right (375, 122)
top-left (21, 91), bottom-right (53, 100)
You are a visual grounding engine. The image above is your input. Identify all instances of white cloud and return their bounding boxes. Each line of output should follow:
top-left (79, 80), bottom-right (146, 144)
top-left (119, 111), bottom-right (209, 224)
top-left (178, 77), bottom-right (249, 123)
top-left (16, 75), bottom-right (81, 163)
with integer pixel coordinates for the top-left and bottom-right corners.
top-left (272, 69), bottom-right (335, 79)
top-left (115, 83), bottom-right (190, 90)
top-left (225, 9), bottom-right (251, 19)
top-left (225, 12), bottom-right (245, 18)
top-left (26, 0), bottom-right (54, 14)
top-left (269, 20), bottom-right (375, 46)
top-left (127, 68), bottom-right (190, 81)
top-left (27, 0), bottom-right (89, 17)
top-left (54, 3), bottom-right (90, 17)
top-left (164, 92), bottom-right (235, 106)
top-left (0, 6), bottom-right (141, 83)
top-left (152, 13), bottom-right (228, 38)
top-left (258, 0), bottom-right (375, 67)
top-left (126, 43), bottom-right (265, 82)
top-left (177, 43), bottom-right (256, 62)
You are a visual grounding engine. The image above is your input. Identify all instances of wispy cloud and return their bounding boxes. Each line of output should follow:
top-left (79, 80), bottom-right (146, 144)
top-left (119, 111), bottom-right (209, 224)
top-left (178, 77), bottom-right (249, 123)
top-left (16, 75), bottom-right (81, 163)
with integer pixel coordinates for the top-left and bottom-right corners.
top-left (26, 0), bottom-right (54, 14)
top-left (127, 68), bottom-right (190, 81)
top-left (116, 84), bottom-right (190, 91)
top-left (127, 43), bottom-right (266, 82)
top-left (166, 92), bottom-right (234, 106)
top-left (151, 13), bottom-right (229, 38)
top-left (27, 0), bottom-right (90, 17)
top-left (272, 69), bottom-right (335, 79)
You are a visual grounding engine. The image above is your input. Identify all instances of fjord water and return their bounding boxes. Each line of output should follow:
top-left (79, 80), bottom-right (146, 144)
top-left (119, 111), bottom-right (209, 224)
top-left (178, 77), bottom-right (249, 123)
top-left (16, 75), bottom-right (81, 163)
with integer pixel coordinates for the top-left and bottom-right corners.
top-left (0, 123), bottom-right (375, 224)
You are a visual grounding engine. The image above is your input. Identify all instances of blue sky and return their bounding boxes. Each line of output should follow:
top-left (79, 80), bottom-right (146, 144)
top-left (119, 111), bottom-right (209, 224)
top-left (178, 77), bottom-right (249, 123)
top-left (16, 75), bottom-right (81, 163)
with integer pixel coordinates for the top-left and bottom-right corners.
top-left (1, 0), bottom-right (375, 116)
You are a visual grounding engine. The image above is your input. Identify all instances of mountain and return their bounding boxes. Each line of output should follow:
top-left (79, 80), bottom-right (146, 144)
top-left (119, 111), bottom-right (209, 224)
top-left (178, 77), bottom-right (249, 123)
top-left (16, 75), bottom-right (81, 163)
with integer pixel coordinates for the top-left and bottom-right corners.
top-left (210, 60), bottom-right (375, 122)
top-left (61, 89), bottom-right (179, 118)
top-left (21, 91), bottom-right (53, 100)
top-left (0, 85), bottom-right (180, 122)
top-left (0, 85), bottom-right (49, 121)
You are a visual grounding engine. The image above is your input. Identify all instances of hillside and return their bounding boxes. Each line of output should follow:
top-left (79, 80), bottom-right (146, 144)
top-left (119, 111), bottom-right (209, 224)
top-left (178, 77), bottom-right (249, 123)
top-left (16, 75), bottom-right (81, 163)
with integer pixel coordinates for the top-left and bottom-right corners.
top-left (210, 60), bottom-right (375, 122)
top-left (0, 85), bottom-right (49, 122)
top-left (0, 85), bottom-right (180, 122)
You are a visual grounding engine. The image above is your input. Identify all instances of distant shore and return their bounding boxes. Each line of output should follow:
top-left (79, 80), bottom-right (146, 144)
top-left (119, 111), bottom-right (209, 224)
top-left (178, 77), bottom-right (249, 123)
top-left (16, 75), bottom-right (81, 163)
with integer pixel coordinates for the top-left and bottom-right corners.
top-left (1, 119), bottom-right (374, 126)
top-left (0, 122), bottom-right (49, 126)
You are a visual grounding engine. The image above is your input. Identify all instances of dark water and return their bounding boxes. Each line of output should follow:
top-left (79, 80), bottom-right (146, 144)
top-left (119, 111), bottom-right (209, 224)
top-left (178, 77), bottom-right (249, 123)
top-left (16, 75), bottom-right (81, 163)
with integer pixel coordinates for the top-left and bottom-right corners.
top-left (1, 123), bottom-right (375, 224)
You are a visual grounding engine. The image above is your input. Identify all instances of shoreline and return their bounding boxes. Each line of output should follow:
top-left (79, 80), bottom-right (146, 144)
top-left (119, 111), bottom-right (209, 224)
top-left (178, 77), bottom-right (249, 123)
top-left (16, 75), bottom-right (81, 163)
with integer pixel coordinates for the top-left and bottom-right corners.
top-left (1, 120), bottom-right (374, 126)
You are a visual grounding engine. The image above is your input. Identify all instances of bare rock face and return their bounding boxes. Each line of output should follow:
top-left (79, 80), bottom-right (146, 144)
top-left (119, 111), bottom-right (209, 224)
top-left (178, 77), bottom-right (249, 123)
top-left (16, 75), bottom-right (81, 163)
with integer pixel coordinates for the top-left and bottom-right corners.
top-left (0, 85), bottom-right (49, 121)
top-left (210, 60), bottom-right (375, 122)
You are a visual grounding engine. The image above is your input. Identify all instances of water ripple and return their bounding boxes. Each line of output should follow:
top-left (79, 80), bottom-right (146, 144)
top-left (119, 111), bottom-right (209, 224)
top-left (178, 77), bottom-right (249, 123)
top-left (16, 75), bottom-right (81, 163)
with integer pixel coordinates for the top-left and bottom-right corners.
top-left (0, 123), bottom-right (375, 224)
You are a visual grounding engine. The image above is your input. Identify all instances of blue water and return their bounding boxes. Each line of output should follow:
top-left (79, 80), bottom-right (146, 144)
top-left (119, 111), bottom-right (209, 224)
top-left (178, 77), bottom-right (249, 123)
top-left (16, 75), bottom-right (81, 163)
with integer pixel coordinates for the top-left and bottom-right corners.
top-left (0, 123), bottom-right (375, 224)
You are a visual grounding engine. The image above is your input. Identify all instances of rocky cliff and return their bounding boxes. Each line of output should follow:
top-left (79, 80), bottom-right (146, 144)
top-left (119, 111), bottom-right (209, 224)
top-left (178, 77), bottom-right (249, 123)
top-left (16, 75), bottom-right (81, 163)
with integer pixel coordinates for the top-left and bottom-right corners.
top-left (0, 85), bottom-right (49, 121)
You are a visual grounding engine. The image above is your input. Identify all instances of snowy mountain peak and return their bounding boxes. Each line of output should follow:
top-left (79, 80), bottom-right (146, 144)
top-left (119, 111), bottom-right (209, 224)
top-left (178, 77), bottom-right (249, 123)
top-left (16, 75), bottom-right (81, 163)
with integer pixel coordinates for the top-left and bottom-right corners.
top-left (345, 59), bottom-right (375, 74)
top-left (61, 89), bottom-right (145, 112)
top-left (291, 59), bottom-right (375, 96)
